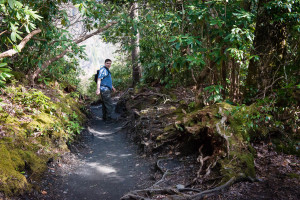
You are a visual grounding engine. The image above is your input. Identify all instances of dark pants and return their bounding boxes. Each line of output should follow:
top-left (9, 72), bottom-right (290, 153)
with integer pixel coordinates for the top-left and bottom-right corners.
top-left (101, 90), bottom-right (113, 120)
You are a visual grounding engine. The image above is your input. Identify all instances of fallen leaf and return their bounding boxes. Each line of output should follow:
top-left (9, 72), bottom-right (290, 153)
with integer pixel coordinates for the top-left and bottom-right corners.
top-left (41, 190), bottom-right (47, 195)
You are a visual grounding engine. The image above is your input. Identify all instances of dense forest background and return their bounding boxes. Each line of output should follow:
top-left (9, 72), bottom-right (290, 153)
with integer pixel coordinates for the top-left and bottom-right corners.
top-left (1, 0), bottom-right (299, 102)
top-left (1, 0), bottom-right (299, 143)
top-left (0, 0), bottom-right (299, 198)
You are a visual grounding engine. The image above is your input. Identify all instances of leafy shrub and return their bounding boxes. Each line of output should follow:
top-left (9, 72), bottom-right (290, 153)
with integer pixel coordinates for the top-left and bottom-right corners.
top-left (110, 62), bottom-right (132, 90)
top-left (65, 112), bottom-right (83, 136)
top-left (204, 85), bottom-right (224, 104)
top-left (9, 87), bottom-right (51, 110)
top-left (0, 62), bottom-right (12, 88)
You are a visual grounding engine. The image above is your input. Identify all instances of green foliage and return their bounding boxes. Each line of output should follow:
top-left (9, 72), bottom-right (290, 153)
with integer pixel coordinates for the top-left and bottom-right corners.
top-left (7, 87), bottom-right (51, 110)
top-left (65, 112), bottom-right (83, 136)
top-left (0, 62), bottom-right (12, 87)
top-left (0, 0), bottom-right (42, 44)
top-left (110, 61), bottom-right (132, 90)
top-left (70, 91), bottom-right (80, 99)
top-left (204, 85), bottom-right (224, 104)
top-left (230, 97), bottom-right (299, 146)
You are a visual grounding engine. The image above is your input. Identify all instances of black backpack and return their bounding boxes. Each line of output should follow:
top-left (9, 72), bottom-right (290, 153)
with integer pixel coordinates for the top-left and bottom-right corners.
top-left (94, 69), bottom-right (100, 83)
top-left (94, 67), bottom-right (110, 83)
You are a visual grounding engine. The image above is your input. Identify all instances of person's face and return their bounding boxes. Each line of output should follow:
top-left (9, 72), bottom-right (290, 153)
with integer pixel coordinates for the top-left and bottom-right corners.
top-left (105, 61), bottom-right (112, 68)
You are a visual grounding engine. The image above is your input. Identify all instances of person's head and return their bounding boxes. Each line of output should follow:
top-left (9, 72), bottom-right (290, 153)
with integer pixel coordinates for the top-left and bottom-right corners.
top-left (104, 59), bottom-right (112, 68)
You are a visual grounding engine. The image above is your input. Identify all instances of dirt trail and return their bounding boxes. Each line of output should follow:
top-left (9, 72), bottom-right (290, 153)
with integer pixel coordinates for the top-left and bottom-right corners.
top-left (24, 103), bottom-right (154, 200)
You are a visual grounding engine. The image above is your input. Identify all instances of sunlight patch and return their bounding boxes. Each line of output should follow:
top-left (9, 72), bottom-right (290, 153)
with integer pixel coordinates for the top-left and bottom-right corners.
top-left (87, 162), bottom-right (117, 174)
top-left (88, 127), bottom-right (111, 136)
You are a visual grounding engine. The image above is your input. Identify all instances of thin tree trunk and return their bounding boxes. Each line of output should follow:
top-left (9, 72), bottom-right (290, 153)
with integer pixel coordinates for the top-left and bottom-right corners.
top-left (230, 59), bottom-right (235, 101)
top-left (131, 2), bottom-right (141, 87)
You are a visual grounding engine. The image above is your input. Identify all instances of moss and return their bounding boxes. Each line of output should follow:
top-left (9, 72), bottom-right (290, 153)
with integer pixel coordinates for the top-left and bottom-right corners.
top-left (287, 173), bottom-right (300, 179)
top-left (219, 151), bottom-right (255, 183)
top-left (163, 125), bottom-right (176, 132)
top-left (0, 144), bottom-right (29, 196)
top-left (0, 84), bottom-right (87, 196)
top-left (10, 71), bottom-right (28, 84)
top-left (156, 131), bottom-right (178, 141)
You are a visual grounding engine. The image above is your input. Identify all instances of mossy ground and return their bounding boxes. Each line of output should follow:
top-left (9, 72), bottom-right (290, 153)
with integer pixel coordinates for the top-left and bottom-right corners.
top-left (0, 84), bottom-right (86, 196)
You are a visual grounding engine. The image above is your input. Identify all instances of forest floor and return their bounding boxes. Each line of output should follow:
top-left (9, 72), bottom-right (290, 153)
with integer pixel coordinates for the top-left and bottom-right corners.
top-left (12, 102), bottom-right (155, 200)
top-left (117, 87), bottom-right (300, 200)
top-left (6, 87), bottom-right (299, 200)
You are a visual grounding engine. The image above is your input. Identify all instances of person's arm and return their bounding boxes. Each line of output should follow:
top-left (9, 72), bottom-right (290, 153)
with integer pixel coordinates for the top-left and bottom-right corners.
top-left (96, 78), bottom-right (101, 95)
top-left (112, 85), bottom-right (116, 92)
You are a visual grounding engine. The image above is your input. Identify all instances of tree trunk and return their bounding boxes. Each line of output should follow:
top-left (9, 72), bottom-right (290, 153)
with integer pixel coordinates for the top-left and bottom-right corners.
top-left (246, 0), bottom-right (287, 99)
top-left (131, 1), bottom-right (141, 87)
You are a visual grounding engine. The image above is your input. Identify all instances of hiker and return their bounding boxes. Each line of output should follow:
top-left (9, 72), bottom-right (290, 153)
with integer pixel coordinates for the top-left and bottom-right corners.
top-left (96, 59), bottom-right (116, 122)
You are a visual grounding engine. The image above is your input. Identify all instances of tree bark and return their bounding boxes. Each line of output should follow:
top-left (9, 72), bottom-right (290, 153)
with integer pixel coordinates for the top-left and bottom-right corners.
top-left (0, 29), bottom-right (41, 59)
top-left (31, 21), bottom-right (117, 85)
top-left (246, 0), bottom-right (287, 99)
top-left (131, 1), bottom-right (141, 87)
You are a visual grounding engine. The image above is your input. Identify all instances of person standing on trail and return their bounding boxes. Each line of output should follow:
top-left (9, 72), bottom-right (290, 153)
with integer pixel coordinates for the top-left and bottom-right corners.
top-left (96, 59), bottom-right (116, 122)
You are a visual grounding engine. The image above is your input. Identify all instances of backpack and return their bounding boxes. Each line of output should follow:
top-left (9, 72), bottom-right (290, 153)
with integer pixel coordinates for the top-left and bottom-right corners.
top-left (94, 67), bottom-right (110, 83)
top-left (94, 70), bottom-right (100, 83)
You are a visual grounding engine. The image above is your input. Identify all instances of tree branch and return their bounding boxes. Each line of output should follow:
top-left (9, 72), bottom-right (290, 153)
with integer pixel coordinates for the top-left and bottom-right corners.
top-left (0, 29), bottom-right (41, 59)
top-left (31, 21), bottom-right (117, 84)
top-left (74, 21), bottom-right (117, 44)
top-left (0, 30), bottom-right (7, 37)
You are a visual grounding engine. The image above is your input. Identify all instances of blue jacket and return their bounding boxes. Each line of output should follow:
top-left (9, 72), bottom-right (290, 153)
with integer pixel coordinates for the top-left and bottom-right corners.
top-left (98, 66), bottom-right (112, 91)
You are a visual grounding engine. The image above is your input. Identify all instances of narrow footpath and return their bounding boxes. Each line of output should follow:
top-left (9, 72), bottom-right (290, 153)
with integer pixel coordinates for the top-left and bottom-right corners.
top-left (25, 103), bottom-right (154, 200)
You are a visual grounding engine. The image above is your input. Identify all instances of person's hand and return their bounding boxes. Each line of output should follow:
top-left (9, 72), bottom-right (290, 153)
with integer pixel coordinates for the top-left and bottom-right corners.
top-left (96, 90), bottom-right (100, 95)
top-left (112, 87), bottom-right (116, 93)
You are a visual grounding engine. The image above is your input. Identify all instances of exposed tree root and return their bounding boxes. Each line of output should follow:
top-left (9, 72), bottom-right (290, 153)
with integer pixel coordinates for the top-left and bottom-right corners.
top-left (133, 92), bottom-right (167, 100)
top-left (121, 173), bottom-right (253, 200)
top-left (193, 107), bottom-right (229, 183)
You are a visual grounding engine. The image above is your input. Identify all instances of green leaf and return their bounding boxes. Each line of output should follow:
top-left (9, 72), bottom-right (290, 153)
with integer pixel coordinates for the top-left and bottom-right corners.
top-left (0, 63), bottom-right (7, 67)
top-left (8, 0), bottom-right (15, 8)
top-left (169, 37), bottom-right (177, 42)
top-left (15, 1), bottom-right (22, 8)
top-left (11, 32), bottom-right (17, 42)
top-left (25, 24), bottom-right (30, 33)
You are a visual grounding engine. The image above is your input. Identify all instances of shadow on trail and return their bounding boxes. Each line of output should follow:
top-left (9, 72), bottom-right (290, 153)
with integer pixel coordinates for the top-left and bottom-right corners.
top-left (26, 104), bottom-right (153, 200)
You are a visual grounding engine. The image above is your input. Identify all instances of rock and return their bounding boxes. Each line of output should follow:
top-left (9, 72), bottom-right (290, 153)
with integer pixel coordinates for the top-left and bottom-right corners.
top-left (176, 184), bottom-right (185, 190)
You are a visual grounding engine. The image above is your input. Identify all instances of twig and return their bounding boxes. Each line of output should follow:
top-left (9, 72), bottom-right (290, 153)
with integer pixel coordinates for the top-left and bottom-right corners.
top-left (0, 30), bottom-right (7, 37)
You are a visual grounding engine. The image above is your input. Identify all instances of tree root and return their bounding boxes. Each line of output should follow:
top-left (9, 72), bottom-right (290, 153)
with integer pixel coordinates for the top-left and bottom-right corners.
top-left (121, 173), bottom-right (253, 200)
top-left (194, 107), bottom-right (230, 182)
top-left (154, 158), bottom-right (175, 186)
top-left (121, 188), bottom-right (182, 200)
top-left (133, 92), bottom-right (167, 100)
